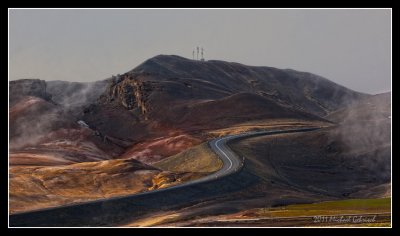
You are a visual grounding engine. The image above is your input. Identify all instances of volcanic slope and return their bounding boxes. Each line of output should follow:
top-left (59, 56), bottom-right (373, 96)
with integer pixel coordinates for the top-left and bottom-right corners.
top-left (81, 55), bottom-right (364, 153)
top-left (130, 55), bottom-right (366, 117)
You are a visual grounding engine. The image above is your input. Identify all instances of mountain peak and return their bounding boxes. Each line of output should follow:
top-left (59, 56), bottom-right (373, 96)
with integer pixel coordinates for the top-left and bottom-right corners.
top-left (130, 54), bottom-right (206, 78)
top-left (150, 54), bottom-right (190, 61)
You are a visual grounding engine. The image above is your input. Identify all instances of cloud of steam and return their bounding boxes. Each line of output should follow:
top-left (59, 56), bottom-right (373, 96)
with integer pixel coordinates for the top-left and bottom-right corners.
top-left (9, 97), bottom-right (73, 150)
top-left (9, 80), bottom-right (110, 150)
top-left (46, 80), bottom-right (108, 109)
top-left (326, 92), bottom-right (391, 181)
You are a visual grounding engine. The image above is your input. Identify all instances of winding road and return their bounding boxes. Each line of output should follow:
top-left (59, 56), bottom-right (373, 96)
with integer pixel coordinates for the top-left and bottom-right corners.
top-left (208, 127), bottom-right (319, 179)
top-left (9, 127), bottom-right (319, 227)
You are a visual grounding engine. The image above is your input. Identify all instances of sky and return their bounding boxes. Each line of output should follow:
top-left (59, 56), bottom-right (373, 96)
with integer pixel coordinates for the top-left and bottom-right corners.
top-left (9, 9), bottom-right (391, 94)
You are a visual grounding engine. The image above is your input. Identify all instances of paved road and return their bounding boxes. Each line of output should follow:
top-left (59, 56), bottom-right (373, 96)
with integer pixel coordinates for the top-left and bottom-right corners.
top-left (208, 127), bottom-right (320, 179)
top-left (9, 127), bottom-right (320, 226)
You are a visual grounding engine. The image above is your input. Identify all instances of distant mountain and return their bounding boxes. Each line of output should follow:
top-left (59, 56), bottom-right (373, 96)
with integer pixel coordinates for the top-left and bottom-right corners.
top-left (9, 79), bottom-right (52, 106)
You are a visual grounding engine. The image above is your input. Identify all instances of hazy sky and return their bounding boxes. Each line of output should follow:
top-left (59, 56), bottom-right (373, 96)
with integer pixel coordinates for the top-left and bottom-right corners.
top-left (9, 9), bottom-right (391, 94)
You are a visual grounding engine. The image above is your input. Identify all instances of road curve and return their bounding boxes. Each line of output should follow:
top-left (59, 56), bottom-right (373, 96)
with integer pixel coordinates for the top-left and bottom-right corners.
top-left (208, 127), bottom-right (320, 179)
top-left (9, 127), bottom-right (319, 226)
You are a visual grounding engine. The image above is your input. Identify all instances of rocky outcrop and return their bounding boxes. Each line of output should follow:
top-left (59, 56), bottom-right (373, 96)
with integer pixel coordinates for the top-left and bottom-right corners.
top-left (106, 75), bottom-right (159, 120)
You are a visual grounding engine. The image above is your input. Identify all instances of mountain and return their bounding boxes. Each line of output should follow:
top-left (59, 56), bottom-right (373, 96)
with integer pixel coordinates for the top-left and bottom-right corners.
top-left (9, 55), bottom-right (369, 165)
top-left (81, 55), bottom-right (365, 140)
top-left (129, 55), bottom-right (367, 117)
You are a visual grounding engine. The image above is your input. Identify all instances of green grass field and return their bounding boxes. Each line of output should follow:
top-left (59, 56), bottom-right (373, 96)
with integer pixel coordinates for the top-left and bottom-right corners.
top-left (254, 198), bottom-right (391, 218)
